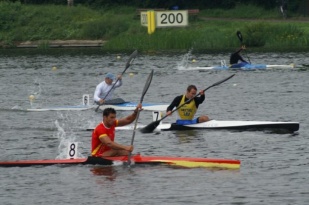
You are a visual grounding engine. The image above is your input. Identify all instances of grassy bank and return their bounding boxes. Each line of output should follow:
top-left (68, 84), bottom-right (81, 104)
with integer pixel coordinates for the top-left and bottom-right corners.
top-left (1, 2), bottom-right (309, 53)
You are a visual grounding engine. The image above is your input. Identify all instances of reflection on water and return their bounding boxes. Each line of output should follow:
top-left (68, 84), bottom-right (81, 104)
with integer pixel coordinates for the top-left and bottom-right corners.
top-left (90, 166), bottom-right (117, 181)
top-left (172, 130), bottom-right (200, 143)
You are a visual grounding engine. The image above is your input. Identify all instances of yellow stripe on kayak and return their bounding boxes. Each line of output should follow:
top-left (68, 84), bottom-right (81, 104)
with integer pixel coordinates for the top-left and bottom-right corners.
top-left (153, 160), bottom-right (241, 169)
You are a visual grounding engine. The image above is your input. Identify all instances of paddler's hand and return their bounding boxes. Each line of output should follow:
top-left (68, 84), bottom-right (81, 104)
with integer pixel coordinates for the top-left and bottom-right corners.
top-left (166, 111), bottom-right (172, 116)
top-left (199, 90), bottom-right (205, 95)
top-left (99, 99), bottom-right (105, 104)
top-left (126, 145), bottom-right (134, 152)
top-left (117, 74), bottom-right (122, 80)
top-left (136, 103), bottom-right (142, 111)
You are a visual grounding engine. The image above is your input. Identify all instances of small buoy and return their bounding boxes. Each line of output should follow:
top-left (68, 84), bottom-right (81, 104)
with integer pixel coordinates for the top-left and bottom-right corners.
top-left (29, 95), bottom-right (35, 101)
top-left (129, 73), bottom-right (134, 77)
top-left (192, 59), bottom-right (196, 63)
top-left (52, 66), bottom-right (57, 71)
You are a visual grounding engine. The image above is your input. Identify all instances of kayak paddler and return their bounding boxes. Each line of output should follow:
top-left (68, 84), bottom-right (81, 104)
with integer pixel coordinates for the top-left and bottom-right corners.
top-left (166, 85), bottom-right (209, 125)
top-left (91, 104), bottom-right (142, 157)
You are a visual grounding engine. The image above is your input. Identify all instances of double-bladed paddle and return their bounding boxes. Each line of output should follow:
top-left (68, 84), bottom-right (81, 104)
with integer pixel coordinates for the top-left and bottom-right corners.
top-left (127, 70), bottom-right (154, 165)
top-left (95, 50), bottom-right (138, 112)
top-left (140, 74), bottom-right (236, 133)
top-left (236, 31), bottom-right (251, 64)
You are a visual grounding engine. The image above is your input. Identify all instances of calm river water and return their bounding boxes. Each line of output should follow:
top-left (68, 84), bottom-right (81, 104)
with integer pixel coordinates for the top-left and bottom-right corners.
top-left (0, 49), bottom-right (308, 205)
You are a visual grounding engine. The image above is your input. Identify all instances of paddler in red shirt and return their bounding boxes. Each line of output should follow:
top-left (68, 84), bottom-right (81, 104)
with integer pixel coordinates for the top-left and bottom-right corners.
top-left (92, 104), bottom-right (142, 157)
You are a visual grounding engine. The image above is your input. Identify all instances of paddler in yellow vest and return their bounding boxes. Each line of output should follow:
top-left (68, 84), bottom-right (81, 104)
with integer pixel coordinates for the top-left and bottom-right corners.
top-left (166, 85), bottom-right (209, 125)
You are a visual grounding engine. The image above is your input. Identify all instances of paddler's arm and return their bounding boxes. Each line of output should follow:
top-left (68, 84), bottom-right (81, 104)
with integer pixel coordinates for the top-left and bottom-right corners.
top-left (238, 45), bottom-right (248, 63)
top-left (100, 136), bottom-right (133, 152)
top-left (194, 90), bottom-right (205, 108)
top-left (239, 55), bottom-right (248, 63)
top-left (93, 84), bottom-right (103, 103)
top-left (166, 95), bottom-right (182, 116)
top-left (114, 74), bottom-right (123, 88)
top-left (117, 103), bottom-right (142, 126)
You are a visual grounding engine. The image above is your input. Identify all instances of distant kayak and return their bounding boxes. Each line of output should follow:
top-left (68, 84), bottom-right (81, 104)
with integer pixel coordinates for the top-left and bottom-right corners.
top-left (26, 102), bottom-right (168, 112)
top-left (26, 95), bottom-right (168, 112)
top-left (178, 63), bottom-right (295, 71)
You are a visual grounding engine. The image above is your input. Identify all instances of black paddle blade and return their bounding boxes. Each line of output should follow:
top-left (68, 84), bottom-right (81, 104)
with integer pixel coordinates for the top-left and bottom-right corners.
top-left (140, 120), bottom-right (161, 133)
top-left (125, 50), bottom-right (138, 69)
top-left (236, 31), bottom-right (243, 43)
top-left (140, 70), bottom-right (154, 103)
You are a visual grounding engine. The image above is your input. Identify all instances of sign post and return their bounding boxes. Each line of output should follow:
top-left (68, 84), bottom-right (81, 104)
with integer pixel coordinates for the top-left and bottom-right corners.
top-left (140, 10), bottom-right (189, 34)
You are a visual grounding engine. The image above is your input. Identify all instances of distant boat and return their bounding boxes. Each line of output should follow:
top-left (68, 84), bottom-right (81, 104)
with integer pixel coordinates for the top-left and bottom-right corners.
top-left (26, 95), bottom-right (168, 112)
top-left (178, 61), bottom-right (295, 71)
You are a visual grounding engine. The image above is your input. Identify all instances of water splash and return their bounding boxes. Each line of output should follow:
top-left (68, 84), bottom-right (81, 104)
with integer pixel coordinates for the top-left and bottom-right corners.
top-left (27, 78), bottom-right (44, 108)
top-left (176, 49), bottom-right (193, 70)
top-left (54, 118), bottom-right (85, 159)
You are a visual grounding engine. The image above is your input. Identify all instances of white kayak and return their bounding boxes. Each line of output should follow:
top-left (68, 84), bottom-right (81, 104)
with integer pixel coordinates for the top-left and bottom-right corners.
top-left (178, 63), bottom-right (295, 71)
top-left (156, 120), bottom-right (299, 133)
top-left (26, 95), bottom-right (168, 112)
top-left (86, 120), bottom-right (299, 133)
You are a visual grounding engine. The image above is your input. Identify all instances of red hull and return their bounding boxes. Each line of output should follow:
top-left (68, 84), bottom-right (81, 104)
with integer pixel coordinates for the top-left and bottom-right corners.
top-left (0, 155), bottom-right (241, 169)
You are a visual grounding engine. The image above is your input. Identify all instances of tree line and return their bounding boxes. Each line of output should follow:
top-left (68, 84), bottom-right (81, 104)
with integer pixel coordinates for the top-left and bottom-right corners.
top-left (6, 0), bottom-right (304, 12)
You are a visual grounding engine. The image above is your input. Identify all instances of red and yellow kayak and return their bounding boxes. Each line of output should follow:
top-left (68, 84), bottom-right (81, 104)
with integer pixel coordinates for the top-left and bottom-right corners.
top-left (0, 154), bottom-right (241, 169)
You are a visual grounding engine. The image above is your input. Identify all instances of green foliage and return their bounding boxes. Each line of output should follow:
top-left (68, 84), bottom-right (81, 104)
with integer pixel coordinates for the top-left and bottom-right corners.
top-left (81, 16), bottom-right (130, 39)
top-left (0, 2), bottom-right (309, 51)
top-left (200, 4), bottom-right (282, 19)
top-left (243, 23), bottom-right (306, 48)
top-left (0, 1), bottom-right (22, 30)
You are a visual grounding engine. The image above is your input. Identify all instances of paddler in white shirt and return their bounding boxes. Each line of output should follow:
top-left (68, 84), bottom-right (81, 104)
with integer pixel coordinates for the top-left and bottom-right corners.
top-left (93, 73), bottom-right (122, 105)
top-left (166, 85), bottom-right (209, 125)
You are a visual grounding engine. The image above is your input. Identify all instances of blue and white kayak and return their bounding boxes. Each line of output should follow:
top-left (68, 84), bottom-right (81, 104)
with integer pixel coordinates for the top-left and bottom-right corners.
top-left (178, 63), bottom-right (295, 71)
top-left (26, 102), bottom-right (168, 112)
top-left (26, 95), bottom-right (168, 112)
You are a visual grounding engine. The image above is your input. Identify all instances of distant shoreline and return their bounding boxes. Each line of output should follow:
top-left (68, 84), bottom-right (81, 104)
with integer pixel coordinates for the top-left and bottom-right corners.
top-left (6, 40), bottom-right (105, 48)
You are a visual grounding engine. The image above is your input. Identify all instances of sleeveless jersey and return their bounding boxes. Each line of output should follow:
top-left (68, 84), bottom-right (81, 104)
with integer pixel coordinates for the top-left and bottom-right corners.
top-left (177, 95), bottom-right (197, 120)
top-left (91, 120), bottom-right (118, 157)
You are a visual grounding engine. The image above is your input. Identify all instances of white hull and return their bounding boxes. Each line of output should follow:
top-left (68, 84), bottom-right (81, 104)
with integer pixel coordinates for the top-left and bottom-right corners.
top-left (97, 103), bottom-right (168, 111)
top-left (27, 103), bottom-right (168, 112)
top-left (27, 105), bottom-right (93, 112)
top-left (157, 120), bottom-right (298, 131)
top-left (86, 120), bottom-right (299, 133)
